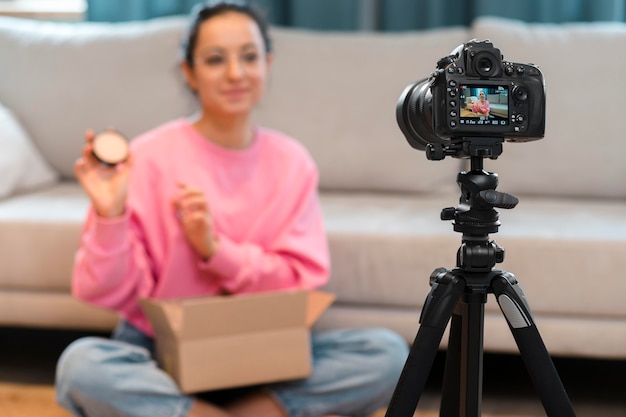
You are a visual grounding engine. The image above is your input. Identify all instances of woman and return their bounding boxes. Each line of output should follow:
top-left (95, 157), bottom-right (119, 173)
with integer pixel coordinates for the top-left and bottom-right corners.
top-left (55, 1), bottom-right (408, 417)
top-left (471, 90), bottom-right (490, 117)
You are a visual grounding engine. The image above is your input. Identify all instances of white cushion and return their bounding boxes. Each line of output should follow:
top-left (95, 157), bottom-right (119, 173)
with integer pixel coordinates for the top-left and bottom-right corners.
top-left (0, 102), bottom-right (58, 198)
top-left (253, 26), bottom-right (471, 193)
top-left (471, 17), bottom-right (626, 198)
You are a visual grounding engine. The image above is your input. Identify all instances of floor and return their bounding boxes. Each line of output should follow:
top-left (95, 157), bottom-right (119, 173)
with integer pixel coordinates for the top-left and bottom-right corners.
top-left (1, 326), bottom-right (625, 417)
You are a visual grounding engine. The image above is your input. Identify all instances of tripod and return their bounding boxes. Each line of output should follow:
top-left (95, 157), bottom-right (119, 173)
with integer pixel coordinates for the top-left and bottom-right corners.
top-left (385, 138), bottom-right (577, 417)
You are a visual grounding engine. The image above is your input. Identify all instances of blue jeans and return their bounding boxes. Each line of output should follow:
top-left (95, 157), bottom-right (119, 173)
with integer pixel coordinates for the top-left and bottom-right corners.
top-left (56, 320), bottom-right (408, 417)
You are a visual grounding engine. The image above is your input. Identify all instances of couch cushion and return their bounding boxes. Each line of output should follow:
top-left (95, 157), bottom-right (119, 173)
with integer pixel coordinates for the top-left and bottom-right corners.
top-left (253, 26), bottom-right (471, 193)
top-left (0, 183), bottom-right (88, 291)
top-left (0, 16), bottom-right (468, 193)
top-left (0, 290), bottom-right (117, 330)
top-left (320, 192), bottom-right (626, 319)
top-left (470, 17), bottom-right (626, 199)
top-left (0, 16), bottom-right (197, 179)
top-left (0, 182), bottom-right (458, 294)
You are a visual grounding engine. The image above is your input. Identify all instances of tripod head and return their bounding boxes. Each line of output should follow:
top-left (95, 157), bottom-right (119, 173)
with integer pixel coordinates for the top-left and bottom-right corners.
top-left (427, 137), bottom-right (519, 272)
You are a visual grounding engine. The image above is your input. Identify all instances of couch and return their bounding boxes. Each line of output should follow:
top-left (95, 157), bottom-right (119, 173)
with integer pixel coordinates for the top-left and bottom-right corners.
top-left (485, 94), bottom-right (507, 118)
top-left (1, 15), bottom-right (626, 360)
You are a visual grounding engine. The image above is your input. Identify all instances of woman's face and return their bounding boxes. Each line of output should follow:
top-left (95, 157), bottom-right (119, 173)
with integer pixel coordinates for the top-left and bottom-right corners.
top-left (183, 11), bottom-right (271, 118)
top-left (479, 91), bottom-right (486, 101)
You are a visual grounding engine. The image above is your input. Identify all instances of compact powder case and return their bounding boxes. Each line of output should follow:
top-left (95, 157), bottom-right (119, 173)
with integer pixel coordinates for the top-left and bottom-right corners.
top-left (92, 130), bottom-right (129, 166)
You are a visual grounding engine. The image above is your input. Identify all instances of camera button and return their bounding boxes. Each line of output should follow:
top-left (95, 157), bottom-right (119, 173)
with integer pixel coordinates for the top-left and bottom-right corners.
top-left (516, 66), bottom-right (525, 75)
top-left (517, 114), bottom-right (526, 122)
top-left (449, 101), bottom-right (457, 108)
top-left (449, 80), bottom-right (457, 87)
top-left (450, 110), bottom-right (458, 117)
top-left (450, 121), bottom-right (457, 127)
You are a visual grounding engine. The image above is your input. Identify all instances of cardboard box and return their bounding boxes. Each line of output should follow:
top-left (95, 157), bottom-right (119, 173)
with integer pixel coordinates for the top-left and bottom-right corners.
top-left (140, 290), bottom-right (335, 393)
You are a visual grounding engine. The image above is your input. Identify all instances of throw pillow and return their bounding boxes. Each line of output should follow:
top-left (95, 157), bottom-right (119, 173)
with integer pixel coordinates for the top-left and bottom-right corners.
top-left (0, 102), bottom-right (59, 199)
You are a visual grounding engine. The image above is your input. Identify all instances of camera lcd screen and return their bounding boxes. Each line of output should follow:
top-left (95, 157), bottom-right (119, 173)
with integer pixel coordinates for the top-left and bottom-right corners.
top-left (459, 85), bottom-right (509, 126)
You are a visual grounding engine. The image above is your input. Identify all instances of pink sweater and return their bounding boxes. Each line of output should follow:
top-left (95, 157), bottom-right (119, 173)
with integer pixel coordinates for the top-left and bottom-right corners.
top-left (472, 100), bottom-right (490, 114)
top-left (72, 119), bottom-right (330, 336)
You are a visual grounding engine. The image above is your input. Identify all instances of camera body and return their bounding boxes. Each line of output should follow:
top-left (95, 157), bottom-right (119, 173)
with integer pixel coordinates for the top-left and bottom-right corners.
top-left (397, 39), bottom-right (546, 153)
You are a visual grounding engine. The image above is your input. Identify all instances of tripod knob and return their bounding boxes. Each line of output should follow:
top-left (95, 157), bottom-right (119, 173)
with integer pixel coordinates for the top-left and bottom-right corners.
top-left (426, 143), bottom-right (446, 160)
top-left (441, 207), bottom-right (456, 220)
top-left (479, 190), bottom-right (519, 209)
top-left (429, 267), bottom-right (450, 286)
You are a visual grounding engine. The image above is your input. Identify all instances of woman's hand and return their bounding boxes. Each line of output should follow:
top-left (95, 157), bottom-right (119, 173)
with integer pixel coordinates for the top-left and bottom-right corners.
top-left (172, 182), bottom-right (219, 260)
top-left (74, 130), bottom-right (131, 218)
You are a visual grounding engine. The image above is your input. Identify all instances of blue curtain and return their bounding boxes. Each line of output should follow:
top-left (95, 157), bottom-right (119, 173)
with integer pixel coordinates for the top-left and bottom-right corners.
top-left (86, 0), bottom-right (626, 30)
top-left (85, 0), bottom-right (294, 24)
top-left (380, 0), bottom-right (626, 30)
top-left (86, 0), bottom-right (200, 22)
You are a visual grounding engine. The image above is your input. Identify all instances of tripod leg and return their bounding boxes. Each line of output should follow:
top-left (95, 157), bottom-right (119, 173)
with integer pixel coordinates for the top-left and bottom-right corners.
top-left (439, 308), bottom-right (462, 416)
top-left (491, 272), bottom-right (577, 417)
top-left (440, 293), bottom-right (487, 417)
top-left (385, 271), bottom-right (465, 417)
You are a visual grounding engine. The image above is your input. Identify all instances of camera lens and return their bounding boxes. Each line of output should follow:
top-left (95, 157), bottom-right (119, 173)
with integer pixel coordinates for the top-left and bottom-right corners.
top-left (396, 79), bottom-right (447, 150)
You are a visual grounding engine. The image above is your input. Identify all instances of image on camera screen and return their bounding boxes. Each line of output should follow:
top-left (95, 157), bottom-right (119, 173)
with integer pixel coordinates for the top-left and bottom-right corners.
top-left (459, 85), bottom-right (509, 126)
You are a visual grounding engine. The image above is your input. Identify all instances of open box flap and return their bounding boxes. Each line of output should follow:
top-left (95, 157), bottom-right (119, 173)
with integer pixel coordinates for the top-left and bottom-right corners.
top-left (307, 291), bottom-right (336, 327)
top-left (139, 298), bottom-right (183, 339)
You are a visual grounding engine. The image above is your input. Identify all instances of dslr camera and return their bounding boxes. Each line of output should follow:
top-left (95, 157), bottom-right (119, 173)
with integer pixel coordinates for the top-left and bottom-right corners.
top-left (397, 39), bottom-right (546, 158)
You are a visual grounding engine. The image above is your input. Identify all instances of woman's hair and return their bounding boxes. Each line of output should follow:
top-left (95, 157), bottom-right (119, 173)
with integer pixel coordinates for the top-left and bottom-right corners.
top-left (182, 0), bottom-right (272, 67)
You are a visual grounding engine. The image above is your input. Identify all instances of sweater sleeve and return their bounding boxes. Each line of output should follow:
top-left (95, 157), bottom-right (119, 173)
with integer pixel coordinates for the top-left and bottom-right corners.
top-left (200, 164), bottom-right (330, 294)
top-left (71, 142), bottom-right (159, 314)
top-left (71, 209), bottom-right (155, 313)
